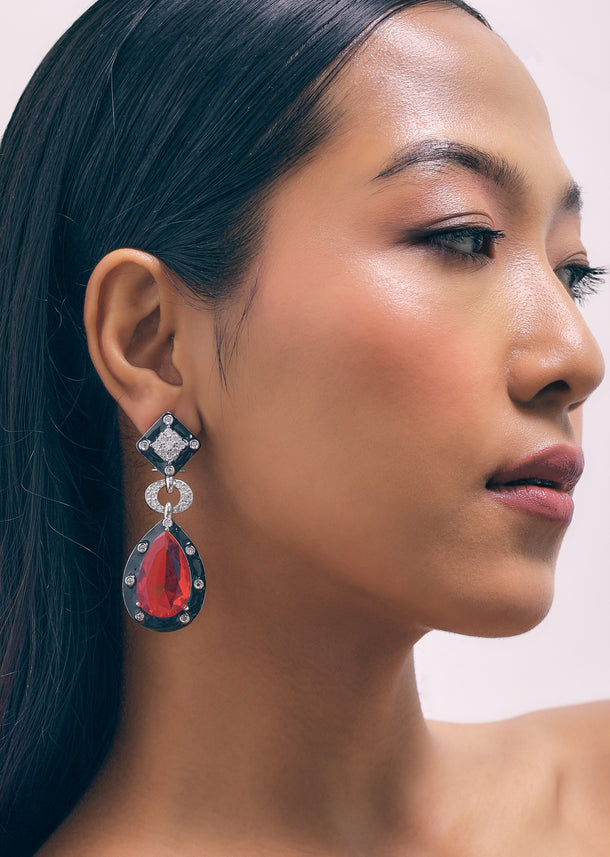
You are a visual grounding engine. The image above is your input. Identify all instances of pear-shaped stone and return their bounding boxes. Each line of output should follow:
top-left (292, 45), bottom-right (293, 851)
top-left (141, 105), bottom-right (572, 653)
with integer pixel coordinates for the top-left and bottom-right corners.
top-left (137, 531), bottom-right (191, 618)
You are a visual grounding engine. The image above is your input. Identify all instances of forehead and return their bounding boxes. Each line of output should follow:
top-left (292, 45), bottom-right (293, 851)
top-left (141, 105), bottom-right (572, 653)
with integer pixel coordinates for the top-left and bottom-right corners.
top-left (321, 6), bottom-right (570, 194)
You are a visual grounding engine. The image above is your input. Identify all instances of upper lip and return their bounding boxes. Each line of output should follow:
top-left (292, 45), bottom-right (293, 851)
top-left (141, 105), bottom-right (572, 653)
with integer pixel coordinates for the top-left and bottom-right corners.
top-left (486, 444), bottom-right (585, 494)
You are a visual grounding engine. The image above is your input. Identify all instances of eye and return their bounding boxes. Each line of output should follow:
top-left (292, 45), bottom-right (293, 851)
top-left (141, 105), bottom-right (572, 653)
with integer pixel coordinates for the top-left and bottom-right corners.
top-left (416, 226), bottom-right (506, 262)
top-left (555, 263), bottom-right (606, 304)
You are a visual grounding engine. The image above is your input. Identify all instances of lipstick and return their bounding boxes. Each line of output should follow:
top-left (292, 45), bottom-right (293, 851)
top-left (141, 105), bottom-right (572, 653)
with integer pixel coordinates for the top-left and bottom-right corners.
top-left (486, 445), bottom-right (584, 525)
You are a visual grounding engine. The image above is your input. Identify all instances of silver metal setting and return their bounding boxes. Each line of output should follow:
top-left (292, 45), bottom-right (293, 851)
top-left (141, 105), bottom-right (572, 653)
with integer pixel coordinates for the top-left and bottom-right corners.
top-left (135, 412), bottom-right (199, 473)
top-left (145, 479), bottom-right (193, 515)
top-left (122, 519), bottom-right (206, 632)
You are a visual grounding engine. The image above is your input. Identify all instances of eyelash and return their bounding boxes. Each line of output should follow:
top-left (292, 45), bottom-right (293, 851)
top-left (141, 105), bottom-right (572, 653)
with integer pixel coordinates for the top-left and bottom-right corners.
top-left (556, 264), bottom-right (606, 304)
top-left (416, 225), bottom-right (505, 263)
top-left (416, 226), bottom-right (606, 304)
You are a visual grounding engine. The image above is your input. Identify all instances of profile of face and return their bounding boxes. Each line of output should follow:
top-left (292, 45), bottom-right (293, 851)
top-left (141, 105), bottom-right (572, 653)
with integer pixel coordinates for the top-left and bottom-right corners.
top-left (110, 6), bottom-right (605, 642)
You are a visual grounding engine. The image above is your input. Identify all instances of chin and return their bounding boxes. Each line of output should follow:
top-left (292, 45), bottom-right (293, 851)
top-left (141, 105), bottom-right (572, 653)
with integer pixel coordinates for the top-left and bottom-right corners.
top-left (429, 558), bottom-right (557, 639)
top-left (456, 598), bottom-right (554, 639)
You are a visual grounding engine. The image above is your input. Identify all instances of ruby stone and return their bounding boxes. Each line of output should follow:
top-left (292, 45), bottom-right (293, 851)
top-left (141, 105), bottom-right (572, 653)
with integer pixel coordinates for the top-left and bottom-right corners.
top-left (137, 531), bottom-right (191, 618)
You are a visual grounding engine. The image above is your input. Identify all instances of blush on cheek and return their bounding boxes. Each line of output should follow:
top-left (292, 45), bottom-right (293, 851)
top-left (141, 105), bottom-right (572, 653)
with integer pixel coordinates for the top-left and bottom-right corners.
top-left (252, 254), bottom-right (492, 454)
top-left (323, 290), bottom-right (487, 415)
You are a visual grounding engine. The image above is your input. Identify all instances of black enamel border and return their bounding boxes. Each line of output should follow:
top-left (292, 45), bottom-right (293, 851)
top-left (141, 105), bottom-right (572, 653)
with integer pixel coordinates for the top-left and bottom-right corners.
top-left (136, 412), bottom-right (199, 474)
top-left (122, 519), bottom-right (206, 632)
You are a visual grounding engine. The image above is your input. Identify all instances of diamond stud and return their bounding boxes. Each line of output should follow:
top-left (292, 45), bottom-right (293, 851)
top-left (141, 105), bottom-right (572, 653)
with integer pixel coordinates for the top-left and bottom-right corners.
top-left (185, 544), bottom-right (196, 556)
top-left (135, 611), bottom-right (145, 622)
top-left (193, 578), bottom-right (204, 590)
top-left (125, 575), bottom-right (136, 587)
top-left (136, 414), bottom-right (200, 473)
top-left (151, 427), bottom-right (188, 463)
top-left (179, 613), bottom-right (191, 624)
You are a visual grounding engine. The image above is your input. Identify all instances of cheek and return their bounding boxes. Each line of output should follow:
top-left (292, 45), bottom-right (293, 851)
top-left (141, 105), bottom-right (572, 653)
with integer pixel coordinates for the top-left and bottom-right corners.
top-left (217, 257), bottom-right (498, 572)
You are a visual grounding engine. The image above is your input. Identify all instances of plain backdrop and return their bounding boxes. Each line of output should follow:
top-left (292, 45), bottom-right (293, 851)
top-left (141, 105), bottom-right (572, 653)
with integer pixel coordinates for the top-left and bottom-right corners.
top-left (1, 0), bottom-right (608, 722)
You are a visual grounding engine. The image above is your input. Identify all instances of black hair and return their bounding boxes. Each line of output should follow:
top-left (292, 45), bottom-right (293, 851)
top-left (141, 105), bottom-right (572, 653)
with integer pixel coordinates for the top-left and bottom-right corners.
top-left (0, 1), bottom-right (489, 853)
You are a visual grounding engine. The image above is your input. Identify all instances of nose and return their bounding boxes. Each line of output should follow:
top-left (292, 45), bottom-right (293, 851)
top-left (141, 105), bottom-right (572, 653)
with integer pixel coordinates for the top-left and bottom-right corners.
top-left (506, 271), bottom-right (605, 414)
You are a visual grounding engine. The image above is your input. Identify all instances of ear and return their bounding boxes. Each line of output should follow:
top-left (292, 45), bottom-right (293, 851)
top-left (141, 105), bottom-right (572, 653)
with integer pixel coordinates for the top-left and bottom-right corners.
top-left (84, 248), bottom-right (204, 436)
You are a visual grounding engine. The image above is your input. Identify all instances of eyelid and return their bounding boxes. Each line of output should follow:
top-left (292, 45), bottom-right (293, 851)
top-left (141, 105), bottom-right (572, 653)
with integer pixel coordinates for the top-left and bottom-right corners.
top-left (409, 214), bottom-right (496, 233)
top-left (410, 224), bottom-right (506, 262)
top-left (403, 223), bottom-right (604, 305)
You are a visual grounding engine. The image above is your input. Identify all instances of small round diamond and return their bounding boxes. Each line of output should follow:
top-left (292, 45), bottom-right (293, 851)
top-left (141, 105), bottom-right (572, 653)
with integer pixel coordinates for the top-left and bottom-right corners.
top-left (135, 611), bottom-right (145, 622)
top-left (193, 578), bottom-right (204, 590)
top-left (137, 542), bottom-right (148, 553)
top-left (163, 414), bottom-right (174, 425)
top-left (124, 575), bottom-right (136, 587)
top-left (189, 439), bottom-right (200, 450)
top-left (185, 544), bottom-right (196, 556)
top-left (179, 613), bottom-right (191, 624)
top-left (165, 465), bottom-right (175, 476)
top-left (138, 439), bottom-right (150, 451)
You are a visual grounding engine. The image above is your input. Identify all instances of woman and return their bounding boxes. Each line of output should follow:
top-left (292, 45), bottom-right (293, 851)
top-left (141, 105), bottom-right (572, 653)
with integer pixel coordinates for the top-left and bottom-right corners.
top-left (0, 0), bottom-right (608, 854)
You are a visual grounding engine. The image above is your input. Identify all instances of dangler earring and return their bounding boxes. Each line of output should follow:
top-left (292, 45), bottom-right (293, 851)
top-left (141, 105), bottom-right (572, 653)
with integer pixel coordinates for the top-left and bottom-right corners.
top-left (122, 412), bottom-right (206, 631)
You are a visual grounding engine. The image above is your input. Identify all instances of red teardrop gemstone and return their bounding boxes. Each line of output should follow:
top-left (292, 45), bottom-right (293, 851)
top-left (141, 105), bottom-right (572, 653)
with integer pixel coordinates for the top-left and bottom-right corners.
top-left (137, 531), bottom-right (191, 618)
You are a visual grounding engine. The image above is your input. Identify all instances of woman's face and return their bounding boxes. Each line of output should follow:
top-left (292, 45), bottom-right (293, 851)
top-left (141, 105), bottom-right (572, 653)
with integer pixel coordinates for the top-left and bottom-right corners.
top-left (186, 6), bottom-right (604, 637)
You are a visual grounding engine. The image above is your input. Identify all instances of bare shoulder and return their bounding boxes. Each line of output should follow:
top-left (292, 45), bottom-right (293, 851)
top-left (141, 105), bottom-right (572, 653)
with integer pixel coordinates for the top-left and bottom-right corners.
top-left (515, 701), bottom-right (610, 778)
top-left (507, 702), bottom-right (610, 840)
top-left (432, 702), bottom-right (610, 853)
top-left (431, 699), bottom-right (610, 766)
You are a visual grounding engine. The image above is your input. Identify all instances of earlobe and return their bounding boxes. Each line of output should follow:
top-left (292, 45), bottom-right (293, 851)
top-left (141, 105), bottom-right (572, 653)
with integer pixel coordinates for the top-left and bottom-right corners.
top-left (84, 248), bottom-right (188, 434)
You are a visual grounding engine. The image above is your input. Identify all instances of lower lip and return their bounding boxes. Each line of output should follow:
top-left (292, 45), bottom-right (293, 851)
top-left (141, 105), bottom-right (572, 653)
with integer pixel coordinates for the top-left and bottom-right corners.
top-left (486, 484), bottom-right (574, 525)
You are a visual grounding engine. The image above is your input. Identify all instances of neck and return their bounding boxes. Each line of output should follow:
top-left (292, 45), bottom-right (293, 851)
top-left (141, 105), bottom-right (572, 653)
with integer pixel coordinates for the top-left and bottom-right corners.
top-left (83, 486), bottom-right (441, 856)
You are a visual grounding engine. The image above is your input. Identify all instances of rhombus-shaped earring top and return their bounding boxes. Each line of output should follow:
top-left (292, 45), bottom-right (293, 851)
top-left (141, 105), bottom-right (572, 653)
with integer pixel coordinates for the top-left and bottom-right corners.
top-left (136, 412), bottom-right (200, 476)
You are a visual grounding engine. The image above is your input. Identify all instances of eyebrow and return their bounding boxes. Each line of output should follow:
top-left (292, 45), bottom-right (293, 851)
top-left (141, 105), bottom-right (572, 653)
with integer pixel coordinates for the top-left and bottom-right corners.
top-left (372, 138), bottom-right (582, 214)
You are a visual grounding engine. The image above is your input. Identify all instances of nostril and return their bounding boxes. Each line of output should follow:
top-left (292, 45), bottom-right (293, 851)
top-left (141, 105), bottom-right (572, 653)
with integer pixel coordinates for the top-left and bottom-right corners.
top-left (539, 380), bottom-right (570, 395)
top-left (526, 379), bottom-right (571, 406)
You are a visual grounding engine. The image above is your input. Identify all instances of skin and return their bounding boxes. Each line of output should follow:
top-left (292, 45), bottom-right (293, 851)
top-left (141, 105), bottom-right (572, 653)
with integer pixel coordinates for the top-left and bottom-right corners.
top-left (38, 6), bottom-right (609, 857)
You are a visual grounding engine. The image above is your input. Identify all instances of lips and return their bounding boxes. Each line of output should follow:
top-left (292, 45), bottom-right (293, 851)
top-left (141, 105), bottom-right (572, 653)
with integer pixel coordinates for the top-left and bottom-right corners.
top-left (486, 445), bottom-right (584, 493)
top-left (486, 445), bottom-right (584, 525)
